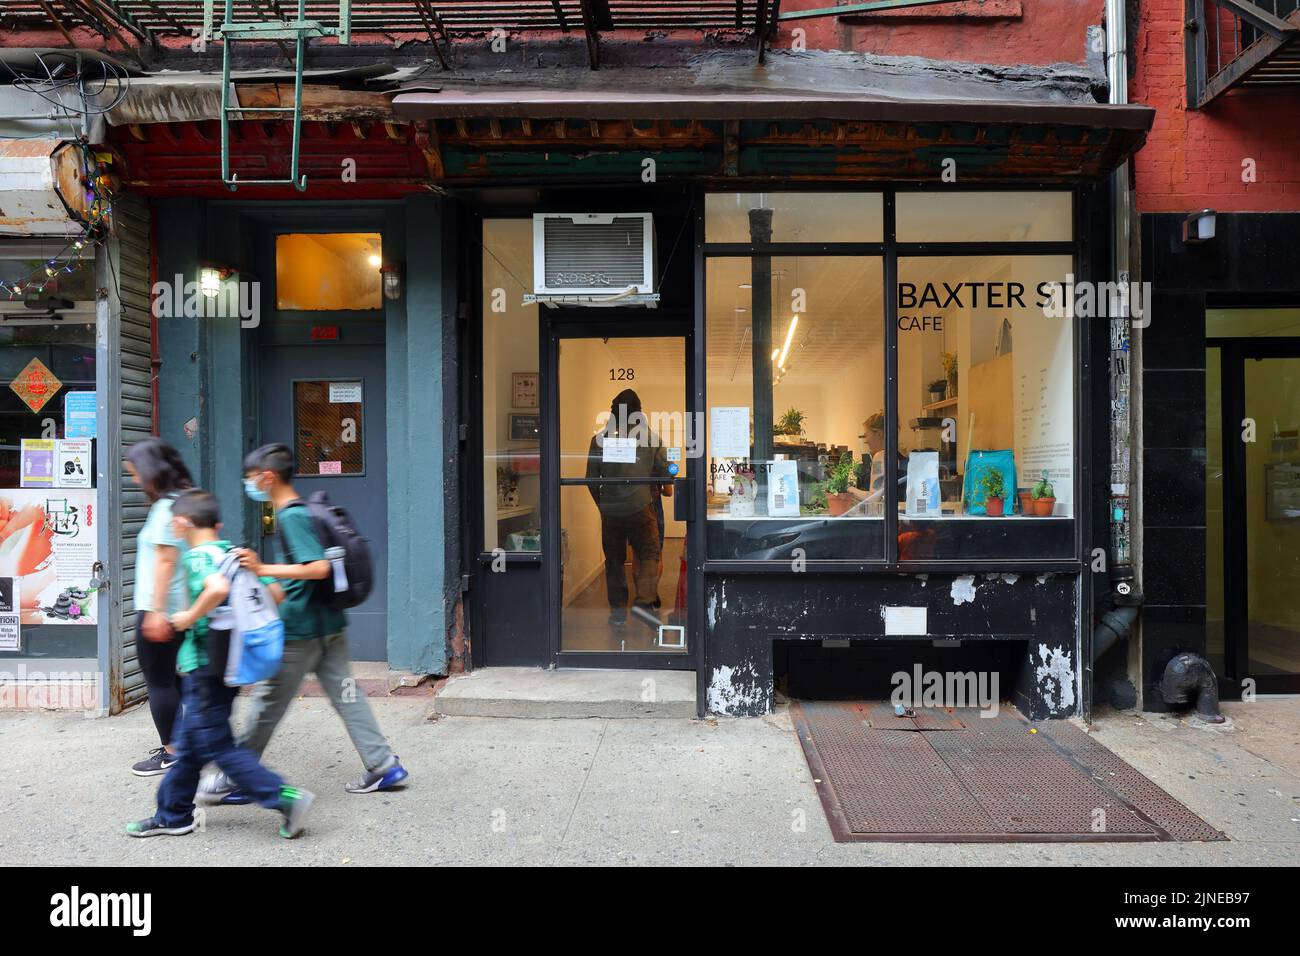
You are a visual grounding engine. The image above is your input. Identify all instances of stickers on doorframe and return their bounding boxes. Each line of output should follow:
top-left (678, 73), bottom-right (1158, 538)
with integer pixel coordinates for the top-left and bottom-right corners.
top-left (328, 382), bottom-right (362, 404)
top-left (10, 357), bottom-right (63, 413)
top-left (20, 439), bottom-right (55, 488)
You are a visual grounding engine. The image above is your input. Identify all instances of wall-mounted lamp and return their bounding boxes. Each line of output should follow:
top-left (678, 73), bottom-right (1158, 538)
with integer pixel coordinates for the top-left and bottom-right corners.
top-left (199, 264), bottom-right (235, 298)
top-left (1182, 209), bottom-right (1217, 244)
top-left (380, 264), bottom-right (403, 301)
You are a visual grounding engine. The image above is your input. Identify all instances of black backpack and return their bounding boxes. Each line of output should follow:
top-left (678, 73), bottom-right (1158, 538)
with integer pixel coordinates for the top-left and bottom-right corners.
top-left (280, 491), bottom-right (373, 610)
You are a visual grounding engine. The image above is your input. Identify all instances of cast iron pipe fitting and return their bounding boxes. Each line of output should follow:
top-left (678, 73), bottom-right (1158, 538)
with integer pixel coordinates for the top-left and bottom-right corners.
top-left (1159, 652), bottom-right (1225, 723)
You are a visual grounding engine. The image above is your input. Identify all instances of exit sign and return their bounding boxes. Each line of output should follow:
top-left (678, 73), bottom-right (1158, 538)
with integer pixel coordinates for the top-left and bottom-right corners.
top-left (311, 325), bottom-right (339, 341)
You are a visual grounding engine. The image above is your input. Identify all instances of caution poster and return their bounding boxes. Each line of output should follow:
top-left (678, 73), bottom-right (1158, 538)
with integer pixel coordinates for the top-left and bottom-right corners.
top-left (0, 489), bottom-right (99, 626)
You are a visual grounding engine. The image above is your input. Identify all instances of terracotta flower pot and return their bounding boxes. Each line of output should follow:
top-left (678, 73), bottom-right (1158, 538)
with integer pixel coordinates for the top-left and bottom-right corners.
top-left (827, 493), bottom-right (855, 516)
top-left (1034, 496), bottom-right (1056, 517)
top-left (985, 496), bottom-right (1005, 517)
top-left (1018, 491), bottom-right (1034, 515)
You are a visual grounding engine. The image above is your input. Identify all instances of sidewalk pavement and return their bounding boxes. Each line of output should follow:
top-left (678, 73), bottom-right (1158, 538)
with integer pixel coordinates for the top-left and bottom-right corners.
top-left (1, 696), bottom-right (1297, 866)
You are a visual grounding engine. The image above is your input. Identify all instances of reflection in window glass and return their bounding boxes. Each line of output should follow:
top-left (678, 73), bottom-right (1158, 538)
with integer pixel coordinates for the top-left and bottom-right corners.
top-left (482, 220), bottom-right (541, 552)
top-left (896, 255), bottom-right (1075, 559)
top-left (705, 193), bottom-right (883, 243)
top-left (896, 192), bottom-right (1072, 243)
top-left (705, 256), bottom-right (886, 559)
top-left (275, 233), bottom-right (382, 311)
top-left (293, 380), bottom-right (364, 475)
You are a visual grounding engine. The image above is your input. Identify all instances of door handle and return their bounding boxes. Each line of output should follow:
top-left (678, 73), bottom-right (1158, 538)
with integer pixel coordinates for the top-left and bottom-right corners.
top-left (261, 501), bottom-right (276, 534)
top-left (671, 478), bottom-right (691, 522)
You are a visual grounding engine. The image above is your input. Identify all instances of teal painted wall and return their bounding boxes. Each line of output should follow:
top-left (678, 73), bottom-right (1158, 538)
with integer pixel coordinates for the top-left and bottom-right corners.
top-left (153, 198), bottom-right (452, 675)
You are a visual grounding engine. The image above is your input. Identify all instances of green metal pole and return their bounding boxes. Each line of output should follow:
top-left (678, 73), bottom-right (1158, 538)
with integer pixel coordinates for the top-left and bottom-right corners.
top-left (291, 0), bottom-right (307, 190)
top-left (220, 0), bottom-right (234, 190)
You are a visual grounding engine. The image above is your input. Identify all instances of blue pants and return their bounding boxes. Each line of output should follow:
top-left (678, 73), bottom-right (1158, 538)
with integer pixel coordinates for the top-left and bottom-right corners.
top-left (155, 672), bottom-right (285, 826)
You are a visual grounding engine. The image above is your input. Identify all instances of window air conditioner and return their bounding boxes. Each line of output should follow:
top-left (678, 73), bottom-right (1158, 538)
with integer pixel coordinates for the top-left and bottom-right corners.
top-left (529, 213), bottom-right (658, 308)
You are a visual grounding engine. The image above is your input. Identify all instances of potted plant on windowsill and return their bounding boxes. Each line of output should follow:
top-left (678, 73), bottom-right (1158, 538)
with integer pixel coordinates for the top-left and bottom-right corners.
top-left (1031, 471), bottom-right (1056, 516)
top-left (941, 351), bottom-right (958, 399)
top-left (775, 407), bottom-right (806, 442)
top-left (826, 452), bottom-right (856, 516)
top-left (979, 469), bottom-right (1006, 517)
top-left (927, 379), bottom-right (947, 404)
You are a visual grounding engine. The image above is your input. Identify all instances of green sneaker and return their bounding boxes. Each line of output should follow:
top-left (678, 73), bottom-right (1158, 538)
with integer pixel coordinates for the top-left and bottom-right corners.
top-left (126, 816), bottom-right (194, 838)
top-left (278, 786), bottom-right (315, 839)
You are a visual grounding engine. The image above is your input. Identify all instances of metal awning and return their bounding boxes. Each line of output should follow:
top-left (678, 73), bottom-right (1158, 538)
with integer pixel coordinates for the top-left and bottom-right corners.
top-left (389, 87), bottom-right (1155, 130)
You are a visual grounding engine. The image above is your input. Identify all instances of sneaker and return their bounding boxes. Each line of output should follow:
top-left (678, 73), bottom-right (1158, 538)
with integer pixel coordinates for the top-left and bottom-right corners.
top-left (344, 755), bottom-right (409, 794)
top-left (131, 747), bottom-right (177, 777)
top-left (196, 770), bottom-right (252, 806)
top-left (126, 816), bottom-right (194, 838)
top-left (278, 786), bottom-right (315, 839)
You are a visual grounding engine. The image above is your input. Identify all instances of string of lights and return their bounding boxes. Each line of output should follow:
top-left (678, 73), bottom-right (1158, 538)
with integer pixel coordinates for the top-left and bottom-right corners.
top-left (1, 140), bottom-right (115, 301)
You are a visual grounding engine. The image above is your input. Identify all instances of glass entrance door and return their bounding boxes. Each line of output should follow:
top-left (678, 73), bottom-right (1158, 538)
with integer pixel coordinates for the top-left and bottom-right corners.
top-left (554, 330), bottom-right (692, 656)
top-left (1239, 355), bottom-right (1300, 686)
top-left (1210, 332), bottom-right (1300, 694)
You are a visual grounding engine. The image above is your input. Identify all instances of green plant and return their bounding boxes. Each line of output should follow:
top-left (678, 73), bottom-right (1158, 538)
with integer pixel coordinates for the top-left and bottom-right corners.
top-left (1031, 470), bottom-right (1055, 500)
top-left (826, 452), bottom-right (855, 495)
top-left (941, 351), bottom-right (958, 379)
top-left (775, 407), bottom-right (806, 437)
top-left (978, 469), bottom-right (1006, 500)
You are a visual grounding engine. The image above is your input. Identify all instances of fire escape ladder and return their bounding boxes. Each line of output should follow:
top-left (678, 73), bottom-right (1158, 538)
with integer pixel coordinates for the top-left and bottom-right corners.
top-left (204, 0), bottom-right (353, 191)
top-left (1186, 0), bottom-right (1300, 108)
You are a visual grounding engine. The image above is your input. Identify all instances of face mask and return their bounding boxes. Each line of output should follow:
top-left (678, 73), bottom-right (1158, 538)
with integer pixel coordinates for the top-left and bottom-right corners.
top-left (244, 477), bottom-right (270, 502)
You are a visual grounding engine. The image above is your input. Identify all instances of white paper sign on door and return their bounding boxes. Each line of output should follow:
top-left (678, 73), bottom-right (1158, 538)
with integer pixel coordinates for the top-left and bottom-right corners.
top-left (329, 381), bottom-right (362, 403)
top-left (602, 436), bottom-right (637, 464)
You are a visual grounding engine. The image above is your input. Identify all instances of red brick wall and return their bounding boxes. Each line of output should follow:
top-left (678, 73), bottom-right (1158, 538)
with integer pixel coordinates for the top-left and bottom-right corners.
top-left (776, 0), bottom-right (1104, 66)
top-left (1132, 0), bottom-right (1300, 212)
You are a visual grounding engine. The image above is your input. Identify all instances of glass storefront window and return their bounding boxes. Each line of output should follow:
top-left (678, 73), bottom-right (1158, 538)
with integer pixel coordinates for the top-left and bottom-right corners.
top-left (275, 233), bottom-right (382, 311)
top-left (706, 255), bottom-right (886, 559)
top-left (896, 255), bottom-right (1075, 559)
top-left (705, 193), bottom-right (883, 244)
top-left (0, 317), bottom-right (98, 660)
top-left (482, 219), bottom-right (541, 552)
top-left (896, 192), bottom-right (1072, 243)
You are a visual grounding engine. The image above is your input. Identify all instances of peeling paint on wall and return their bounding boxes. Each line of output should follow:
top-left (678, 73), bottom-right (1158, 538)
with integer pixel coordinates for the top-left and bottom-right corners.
top-left (1033, 643), bottom-right (1076, 714)
top-left (707, 662), bottom-right (764, 716)
top-left (950, 575), bottom-right (977, 605)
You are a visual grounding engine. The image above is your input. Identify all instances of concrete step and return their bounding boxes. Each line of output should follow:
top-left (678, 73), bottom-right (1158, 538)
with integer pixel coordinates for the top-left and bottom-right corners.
top-left (434, 667), bottom-right (697, 719)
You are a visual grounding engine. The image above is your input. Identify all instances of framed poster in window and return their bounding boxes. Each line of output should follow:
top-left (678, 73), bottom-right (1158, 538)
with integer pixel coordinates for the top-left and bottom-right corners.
top-left (509, 413), bottom-right (541, 442)
top-left (512, 372), bottom-right (538, 410)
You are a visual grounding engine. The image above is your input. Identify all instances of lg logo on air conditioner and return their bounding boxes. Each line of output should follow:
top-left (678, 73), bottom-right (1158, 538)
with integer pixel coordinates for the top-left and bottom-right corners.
top-left (49, 886), bottom-right (152, 937)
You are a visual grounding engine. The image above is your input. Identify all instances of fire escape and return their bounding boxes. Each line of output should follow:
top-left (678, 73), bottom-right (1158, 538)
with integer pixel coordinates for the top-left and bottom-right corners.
top-left (1185, 0), bottom-right (1300, 107)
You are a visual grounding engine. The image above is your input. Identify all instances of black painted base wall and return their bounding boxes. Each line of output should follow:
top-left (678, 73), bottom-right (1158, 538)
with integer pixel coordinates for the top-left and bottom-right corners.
top-left (702, 572), bottom-right (1080, 720)
top-left (1139, 212), bottom-right (1300, 709)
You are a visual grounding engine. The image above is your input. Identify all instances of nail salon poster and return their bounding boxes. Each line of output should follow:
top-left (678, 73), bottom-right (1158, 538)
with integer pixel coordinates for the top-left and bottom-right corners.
top-left (0, 489), bottom-right (99, 626)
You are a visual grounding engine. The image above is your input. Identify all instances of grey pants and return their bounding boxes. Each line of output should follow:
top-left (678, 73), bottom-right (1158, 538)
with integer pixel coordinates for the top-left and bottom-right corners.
top-left (236, 632), bottom-right (392, 772)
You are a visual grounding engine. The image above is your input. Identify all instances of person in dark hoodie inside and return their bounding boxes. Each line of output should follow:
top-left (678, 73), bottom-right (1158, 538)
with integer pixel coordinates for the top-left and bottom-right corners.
top-left (585, 389), bottom-right (672, 631)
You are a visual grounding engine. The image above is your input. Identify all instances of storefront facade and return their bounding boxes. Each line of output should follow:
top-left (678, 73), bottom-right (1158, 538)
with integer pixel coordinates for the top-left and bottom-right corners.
top-left (2, 0), bottom-right (1162, 717)
top-left (463, 180), bottom-right (1120, 718)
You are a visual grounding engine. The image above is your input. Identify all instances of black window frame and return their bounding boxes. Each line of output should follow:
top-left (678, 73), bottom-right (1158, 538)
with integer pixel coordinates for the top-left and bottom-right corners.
top-left (698, 184), bottom-right (1089, 574)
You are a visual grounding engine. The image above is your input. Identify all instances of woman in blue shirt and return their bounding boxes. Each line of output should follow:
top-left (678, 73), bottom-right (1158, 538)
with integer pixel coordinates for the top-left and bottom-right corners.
top-left (124, 439), bottom-right (194, 776)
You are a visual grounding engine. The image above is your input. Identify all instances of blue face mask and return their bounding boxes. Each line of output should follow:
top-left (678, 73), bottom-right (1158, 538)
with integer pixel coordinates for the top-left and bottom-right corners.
top-left (244, 477), bottom-right (270, 502)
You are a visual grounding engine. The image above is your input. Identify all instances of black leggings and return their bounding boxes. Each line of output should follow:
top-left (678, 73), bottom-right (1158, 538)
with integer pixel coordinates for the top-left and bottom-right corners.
top-left (135, 611), bottom-right (182, 748)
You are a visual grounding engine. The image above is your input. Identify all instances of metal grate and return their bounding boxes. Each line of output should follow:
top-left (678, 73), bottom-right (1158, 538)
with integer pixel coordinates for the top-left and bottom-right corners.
top-left (792, 701), bottom-right (1228, 843)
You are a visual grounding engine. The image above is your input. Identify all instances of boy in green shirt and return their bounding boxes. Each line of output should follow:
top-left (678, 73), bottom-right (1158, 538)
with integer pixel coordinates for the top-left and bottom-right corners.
top-left (126, 489), bottom-right (314, 839)
top-left (199, 443), bottom-right (407, 804)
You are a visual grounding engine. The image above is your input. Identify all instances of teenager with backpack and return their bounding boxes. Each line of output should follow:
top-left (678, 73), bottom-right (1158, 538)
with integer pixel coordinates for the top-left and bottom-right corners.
top-left (200, 443), bottom-right (408, 803)
top-left (127, 490), bottom-right (314, 839)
